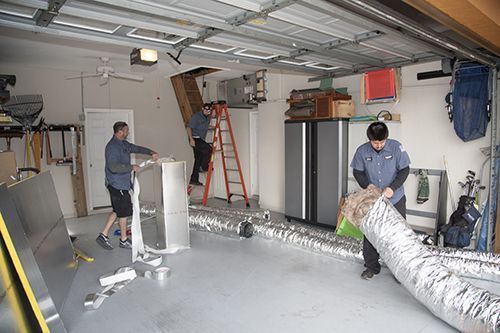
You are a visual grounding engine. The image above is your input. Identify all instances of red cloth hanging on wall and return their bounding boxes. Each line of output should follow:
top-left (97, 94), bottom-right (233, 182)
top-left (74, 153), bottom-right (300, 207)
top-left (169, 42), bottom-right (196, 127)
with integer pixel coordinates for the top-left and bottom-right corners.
top-left (364, 68), bottom-right (396, 101)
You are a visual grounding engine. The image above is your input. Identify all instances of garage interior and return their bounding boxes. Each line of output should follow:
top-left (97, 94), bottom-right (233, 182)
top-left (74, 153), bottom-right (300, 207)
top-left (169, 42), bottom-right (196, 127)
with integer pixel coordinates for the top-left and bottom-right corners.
top-left (0, 0), bottom-right (499, 332)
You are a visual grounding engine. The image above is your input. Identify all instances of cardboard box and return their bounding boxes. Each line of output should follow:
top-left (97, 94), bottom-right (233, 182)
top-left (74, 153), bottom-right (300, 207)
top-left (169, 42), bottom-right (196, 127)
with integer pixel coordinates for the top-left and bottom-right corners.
top-left (0, 151), bottom-right (17, 186)
top-left (332, 100), bottom-right (356, 118)
top-left (315, 96), bottom-right (356, 119)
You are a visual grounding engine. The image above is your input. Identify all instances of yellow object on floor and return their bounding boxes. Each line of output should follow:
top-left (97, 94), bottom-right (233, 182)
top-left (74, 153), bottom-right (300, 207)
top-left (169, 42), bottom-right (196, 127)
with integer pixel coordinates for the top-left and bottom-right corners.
top-left (74, 248), bottom-right (94, 262)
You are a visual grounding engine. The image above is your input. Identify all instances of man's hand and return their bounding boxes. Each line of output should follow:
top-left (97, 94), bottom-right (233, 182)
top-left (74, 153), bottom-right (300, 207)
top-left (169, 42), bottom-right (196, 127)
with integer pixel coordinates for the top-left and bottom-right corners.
top-left (132, 164), bottom-right (141, 172)
top-left (382, 187), bottom-right (394, 198)
top-left (189, 138), bottom-right (195, 147)
top-left (151, 152), bottom-right (159, 161)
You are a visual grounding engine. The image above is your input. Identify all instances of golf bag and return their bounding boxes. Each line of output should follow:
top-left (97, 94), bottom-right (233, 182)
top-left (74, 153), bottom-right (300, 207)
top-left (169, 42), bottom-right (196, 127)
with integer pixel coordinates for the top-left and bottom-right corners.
top-left (441, 196), bottom-right (480, 248)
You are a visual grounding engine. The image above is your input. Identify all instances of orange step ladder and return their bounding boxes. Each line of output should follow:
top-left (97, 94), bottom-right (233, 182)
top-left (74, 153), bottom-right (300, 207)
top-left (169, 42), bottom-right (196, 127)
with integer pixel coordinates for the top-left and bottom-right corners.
top-left (202, 102), bottom-right (250, 207)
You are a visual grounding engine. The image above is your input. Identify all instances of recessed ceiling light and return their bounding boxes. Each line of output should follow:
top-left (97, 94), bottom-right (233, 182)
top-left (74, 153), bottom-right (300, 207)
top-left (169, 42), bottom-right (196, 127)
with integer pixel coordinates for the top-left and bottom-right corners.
top-left (53, 19), bottom-right (121, 34)
top-left (233, 49), bottom-right (280, 60)
top-left (127, 28), bottom-right (186, 44)
top-left (306, 62), bottom-right (340, 70)
top-left (278, 59), bottom-right (313, 66)
top-left (191, 42), bottom-right (237, 53)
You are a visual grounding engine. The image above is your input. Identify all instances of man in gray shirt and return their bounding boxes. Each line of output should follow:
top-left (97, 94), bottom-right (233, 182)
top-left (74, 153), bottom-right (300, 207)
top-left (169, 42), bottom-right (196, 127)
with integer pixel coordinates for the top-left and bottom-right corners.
top-left (350, 122), bottom-right (410, 279)
top-left (96, 121), bottom-right (158, 250)
top-left (187, 103), bottom-right (212, 186)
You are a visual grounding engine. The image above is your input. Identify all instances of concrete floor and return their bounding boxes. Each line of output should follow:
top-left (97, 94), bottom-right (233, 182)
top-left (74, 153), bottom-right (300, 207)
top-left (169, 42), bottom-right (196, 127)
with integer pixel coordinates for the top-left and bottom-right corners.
top-left (61, 201), bottom-right (462, 333)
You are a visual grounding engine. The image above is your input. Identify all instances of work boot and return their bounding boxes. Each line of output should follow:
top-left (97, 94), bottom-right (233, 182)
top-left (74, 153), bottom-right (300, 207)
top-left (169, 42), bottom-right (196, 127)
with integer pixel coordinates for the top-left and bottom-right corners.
top-left (96, 233), bottom-right (113, 250)
top-left (190, 180), bottom-right (203, 186)
top-left (360, 269), bottom-right (377, 280)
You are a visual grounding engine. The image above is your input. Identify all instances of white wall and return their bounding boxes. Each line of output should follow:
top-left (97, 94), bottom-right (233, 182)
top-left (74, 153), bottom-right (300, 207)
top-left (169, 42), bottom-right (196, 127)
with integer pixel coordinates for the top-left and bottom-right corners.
top-left (257, 72), bottom-right (317, 211)
top-left (227, 107), bottom-right (253, 200)
top-left (334, 62), bottom-right (495, 228)
top-left (0, 64), bottom-right (192, 217)
top-left (229, 62), bottom-right (497, 230)
top-left (3, 60), bottom-right (496, 224)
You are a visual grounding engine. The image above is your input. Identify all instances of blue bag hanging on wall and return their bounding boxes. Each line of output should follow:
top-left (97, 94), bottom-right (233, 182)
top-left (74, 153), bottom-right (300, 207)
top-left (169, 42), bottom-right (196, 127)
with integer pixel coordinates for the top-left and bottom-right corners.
top-left (449, 63), bottom-right (491, 142)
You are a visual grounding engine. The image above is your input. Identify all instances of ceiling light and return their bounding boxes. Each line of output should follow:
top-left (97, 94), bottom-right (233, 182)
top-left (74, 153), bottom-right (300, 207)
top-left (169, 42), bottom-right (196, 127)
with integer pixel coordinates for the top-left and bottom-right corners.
top-left (248, 17), bottom-right (267, 25)
top-left (278, 59), bottom-right (313, 66)
top-left (191, 43), bottom-right (237, 53)
top-left (306, 62), bottom-right (340, 70)
top-left (130, 48), bottom-right (158, 66)
top-left (233, 49), bottom-right (280, 60)
top-left (127, 28), bottom-right (186, 44)
top-left (0, 3), bottom-right (37, 18)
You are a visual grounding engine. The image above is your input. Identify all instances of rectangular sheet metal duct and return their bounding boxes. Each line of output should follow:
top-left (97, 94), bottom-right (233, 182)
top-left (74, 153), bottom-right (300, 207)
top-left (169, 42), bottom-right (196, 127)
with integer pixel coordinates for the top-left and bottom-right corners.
top-left (0, 178), bottom-right (69, 332)
top-left (7, 172), bottom-right (77, 313)
top-left (154, 161), bottom-right (190, 251)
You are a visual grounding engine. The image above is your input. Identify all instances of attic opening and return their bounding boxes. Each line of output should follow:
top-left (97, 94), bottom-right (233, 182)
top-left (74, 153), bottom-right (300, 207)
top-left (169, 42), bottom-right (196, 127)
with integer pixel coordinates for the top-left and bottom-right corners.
top-left (170, 67), bottom-right (221, 125)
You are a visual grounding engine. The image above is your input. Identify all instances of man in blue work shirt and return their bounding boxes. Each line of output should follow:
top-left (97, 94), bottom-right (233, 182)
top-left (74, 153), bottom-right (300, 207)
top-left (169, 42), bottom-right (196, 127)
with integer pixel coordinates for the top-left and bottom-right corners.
top-left (96, 121), bottom-right (158, 250)
top-left (350, 122), bottom-right (410, 280)
top-left (187, 103), bottom-right (212, 186)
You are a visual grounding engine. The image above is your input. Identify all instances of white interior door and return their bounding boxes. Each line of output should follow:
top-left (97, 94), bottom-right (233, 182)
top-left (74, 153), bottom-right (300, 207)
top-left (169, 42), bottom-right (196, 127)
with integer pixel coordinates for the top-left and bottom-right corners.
top-left (249, 111), bottom-right (259, 197)
top-left (85, 108), bottom-right (134, 209)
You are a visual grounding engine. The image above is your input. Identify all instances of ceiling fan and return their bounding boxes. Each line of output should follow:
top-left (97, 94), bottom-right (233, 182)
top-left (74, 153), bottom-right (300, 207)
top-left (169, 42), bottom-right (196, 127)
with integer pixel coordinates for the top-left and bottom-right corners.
top-left (66, 57), bottom-right (144, 84)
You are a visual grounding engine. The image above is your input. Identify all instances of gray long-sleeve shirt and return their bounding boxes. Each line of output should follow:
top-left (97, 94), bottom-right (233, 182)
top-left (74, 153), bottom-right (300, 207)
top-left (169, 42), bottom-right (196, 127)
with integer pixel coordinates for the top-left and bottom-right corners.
top-left (105, 135), bottom-right (153, 190)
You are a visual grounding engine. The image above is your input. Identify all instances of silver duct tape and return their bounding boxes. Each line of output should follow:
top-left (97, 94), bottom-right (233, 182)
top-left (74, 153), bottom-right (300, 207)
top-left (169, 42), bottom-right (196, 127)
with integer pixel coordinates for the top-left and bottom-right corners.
top-left (144, 267), bottom-right (171, 280)
top-left (189, 210), bottom-right (254, 238)
top-left (84, 267), bottom-right (136, 311)
top-left (362, 197), bottom-right (500, 333)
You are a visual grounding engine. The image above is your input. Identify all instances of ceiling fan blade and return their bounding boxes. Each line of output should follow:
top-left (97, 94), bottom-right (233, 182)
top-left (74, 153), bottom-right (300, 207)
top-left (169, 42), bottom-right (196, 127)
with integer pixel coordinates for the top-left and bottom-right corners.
top-left (111, 72), bottom-right (144, 82)
top-left (66, 73), bottom-right (100, 80)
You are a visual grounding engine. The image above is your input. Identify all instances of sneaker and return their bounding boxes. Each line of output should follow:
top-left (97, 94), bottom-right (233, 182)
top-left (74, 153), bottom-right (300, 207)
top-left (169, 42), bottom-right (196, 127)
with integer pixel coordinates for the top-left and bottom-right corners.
top-left (119, 238), bottom-right (132, 249)
top-left (190, 180), bottom-right (204, 186)
top-left (96, 233), bottom-right (113, 250)
top-left (360, 269), bottom-right (376, 280)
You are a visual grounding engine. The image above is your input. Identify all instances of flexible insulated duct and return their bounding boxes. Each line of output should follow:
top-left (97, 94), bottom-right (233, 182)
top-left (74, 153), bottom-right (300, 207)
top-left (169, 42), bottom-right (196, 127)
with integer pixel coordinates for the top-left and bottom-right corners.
top-left (343, 186), bottom-right (500, 333)
top-left (189, 205), bottom-right (271, 220)
top-left (140, 204), bottom-right (500, 282)
top-left (188, 207), bottom-right (364, 261)
top-left (183, 205), bottom-right (500, 283)
top-left (189, 209), bottom-right (254, 239)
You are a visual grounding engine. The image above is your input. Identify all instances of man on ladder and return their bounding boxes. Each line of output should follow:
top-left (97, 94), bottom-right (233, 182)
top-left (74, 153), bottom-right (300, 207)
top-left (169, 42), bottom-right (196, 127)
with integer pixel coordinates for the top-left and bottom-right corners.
top-left (187, 103), bottom-right (212, 186)
top-left (202, 102), bottom-right (250, 207)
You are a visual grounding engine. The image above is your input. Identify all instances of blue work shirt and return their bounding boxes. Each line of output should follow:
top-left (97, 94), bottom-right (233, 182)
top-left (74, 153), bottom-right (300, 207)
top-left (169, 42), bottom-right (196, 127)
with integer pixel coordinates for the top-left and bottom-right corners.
top-left (105, 135), bottom-right (152, 190)
top-left (350, 139), bottom-right (411, 204)
top-left (188, 111), bottom-right (209, 139)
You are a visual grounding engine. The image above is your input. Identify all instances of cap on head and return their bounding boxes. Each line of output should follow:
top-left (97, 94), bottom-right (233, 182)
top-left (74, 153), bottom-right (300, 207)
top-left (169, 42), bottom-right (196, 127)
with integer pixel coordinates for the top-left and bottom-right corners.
top-left (367, 121), bottom-right (388, 141)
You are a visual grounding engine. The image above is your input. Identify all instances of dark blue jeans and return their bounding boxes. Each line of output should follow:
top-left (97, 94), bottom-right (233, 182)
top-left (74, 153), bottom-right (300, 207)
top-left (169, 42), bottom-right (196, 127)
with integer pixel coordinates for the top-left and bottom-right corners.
top-left (190, 138), bottom-right (211, 183)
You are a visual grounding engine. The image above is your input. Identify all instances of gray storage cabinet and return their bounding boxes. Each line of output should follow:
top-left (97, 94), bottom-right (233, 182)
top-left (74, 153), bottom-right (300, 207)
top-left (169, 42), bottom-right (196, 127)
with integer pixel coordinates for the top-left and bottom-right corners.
top-left (285, 119), bottom-right (348, 228)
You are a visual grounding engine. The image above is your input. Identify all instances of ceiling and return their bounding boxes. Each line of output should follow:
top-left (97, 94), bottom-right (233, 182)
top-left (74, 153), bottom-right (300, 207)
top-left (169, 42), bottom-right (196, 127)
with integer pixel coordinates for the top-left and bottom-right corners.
top-left (0, 0), bottom-right (498, 80)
